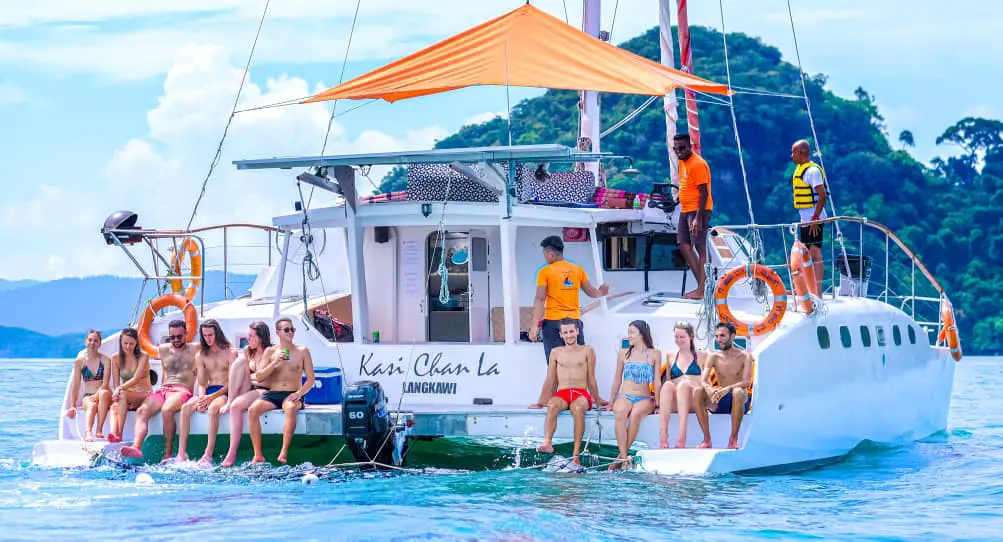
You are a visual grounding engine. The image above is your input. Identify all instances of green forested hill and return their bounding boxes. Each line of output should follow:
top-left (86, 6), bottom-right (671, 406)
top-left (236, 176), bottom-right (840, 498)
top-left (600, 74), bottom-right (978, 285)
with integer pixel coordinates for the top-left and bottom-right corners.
top-left (382, 26), bottom-right (1003, 354)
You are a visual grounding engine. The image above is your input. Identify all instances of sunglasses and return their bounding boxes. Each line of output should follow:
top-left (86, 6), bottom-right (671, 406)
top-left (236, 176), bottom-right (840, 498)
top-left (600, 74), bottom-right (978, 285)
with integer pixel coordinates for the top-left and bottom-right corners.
top-left (169, 334), bottom-right (185, 341)
top-left (280, 327), bottom-right (296, 333)
top-left (672, 145), bottom-right (689, 151)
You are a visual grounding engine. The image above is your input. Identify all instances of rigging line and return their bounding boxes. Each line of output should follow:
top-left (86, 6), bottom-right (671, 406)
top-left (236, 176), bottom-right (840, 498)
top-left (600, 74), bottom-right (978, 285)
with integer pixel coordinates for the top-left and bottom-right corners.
top-left (599, 95), bottom-right (658, 139)
top-left (184, 0), bottom-right (271, 231)
top-left (609, 0), bottom-right (621, 41)
top-left (233, 95), bottom-right (311, 114)
top-left (731, 89), bottom-right (805, 99)
top-left (785, 0), bottom-right (850, 295)
top-left (716, 0), bottom-right (758, 234)
top-left (562, 0), bottom-right (570, 24)
top-left (307, 0), bottom-right (363, 210)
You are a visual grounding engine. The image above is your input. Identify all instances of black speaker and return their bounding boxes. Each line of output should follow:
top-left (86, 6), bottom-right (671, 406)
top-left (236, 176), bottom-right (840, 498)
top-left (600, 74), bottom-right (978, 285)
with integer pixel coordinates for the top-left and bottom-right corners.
top-left (375, 226), bottom-right (390, 244)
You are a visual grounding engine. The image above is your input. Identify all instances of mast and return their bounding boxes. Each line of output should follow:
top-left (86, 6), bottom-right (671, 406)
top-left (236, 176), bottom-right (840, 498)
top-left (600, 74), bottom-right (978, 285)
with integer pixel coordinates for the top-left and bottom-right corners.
top-left (579, 0), bottom-right (601, 181)
top-left (676, 0), bottom-right (702, 154)
top-left (659, 0), bottom-right (680, 182)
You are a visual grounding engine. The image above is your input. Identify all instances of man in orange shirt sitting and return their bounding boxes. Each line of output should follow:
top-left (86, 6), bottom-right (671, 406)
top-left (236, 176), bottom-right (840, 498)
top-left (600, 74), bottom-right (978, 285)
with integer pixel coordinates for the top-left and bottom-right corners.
top-left (528, 235), bottom-right (609, 362)
top-left (673, 133), bottom-right (714, 300)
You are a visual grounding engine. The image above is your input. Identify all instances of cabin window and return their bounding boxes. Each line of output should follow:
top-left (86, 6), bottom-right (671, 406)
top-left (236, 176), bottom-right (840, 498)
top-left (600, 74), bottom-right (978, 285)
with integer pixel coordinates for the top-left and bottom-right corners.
top-left (602, 233), bottom-right (687, 272)
top-left (860, 326), bottom-right (872, 347)
top-left (839, 326), bottom-right (852, 348)
top-left (893, 325), bottom-right (902, 346)
top-left (908, 326), bottom-right (917, 344)
top-left (817, 326), bottom-right (831, 349)
top-left (733, 337), bottom-right (747, 351)
top-left (237, 336), bottom-right (249, 349)
top-left (876, 326), bottom-right (887, 347)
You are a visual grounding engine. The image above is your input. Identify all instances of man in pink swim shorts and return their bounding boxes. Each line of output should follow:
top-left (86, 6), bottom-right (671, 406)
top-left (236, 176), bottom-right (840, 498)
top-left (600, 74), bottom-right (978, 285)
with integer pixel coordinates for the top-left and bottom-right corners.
top-left (120, 319), bottom-right (197, 461)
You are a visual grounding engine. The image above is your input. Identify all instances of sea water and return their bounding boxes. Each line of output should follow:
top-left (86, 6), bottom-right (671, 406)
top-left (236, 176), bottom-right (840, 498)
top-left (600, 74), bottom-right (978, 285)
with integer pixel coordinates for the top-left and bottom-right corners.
top-left (0, 358), bottom-right (1001, 540)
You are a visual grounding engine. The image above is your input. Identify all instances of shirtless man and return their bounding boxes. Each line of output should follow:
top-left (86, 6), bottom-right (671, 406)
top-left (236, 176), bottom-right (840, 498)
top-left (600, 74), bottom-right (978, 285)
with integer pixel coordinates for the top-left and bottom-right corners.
top-left (121, 320), bottom-right (197, 460)
top-left (177, 319), bottom-right (235, 464)
top-left (247, 318), bottom-right (315, 464)
top-left (694, 322), bottom-right (754, 449)
top-left (530, 319), bottom-right (604, 466)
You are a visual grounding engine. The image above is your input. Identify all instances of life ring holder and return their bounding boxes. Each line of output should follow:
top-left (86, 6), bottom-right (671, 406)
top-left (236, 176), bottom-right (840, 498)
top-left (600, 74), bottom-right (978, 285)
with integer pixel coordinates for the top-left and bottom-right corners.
top-left (168, 237), bottom-right (203, 301)
top-left (789, 241), bottom-right (820, 314)
top-left (715, 263), bottom-right (787, 337)
top-left (137, 294), bottom-right (198, 358)
top-left (937, 298), bottom-right (962, 362)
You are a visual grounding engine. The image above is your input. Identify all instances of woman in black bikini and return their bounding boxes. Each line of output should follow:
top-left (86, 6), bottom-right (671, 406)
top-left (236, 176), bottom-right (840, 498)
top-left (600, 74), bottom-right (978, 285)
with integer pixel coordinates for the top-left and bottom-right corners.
top-left (658, 321), bottom-right (708, 449)
top-left (64, 330), bottom-right (112, 440)
top-left (107, 328), bottom-right (152, 443)
top-left (220, 321), bottom-right (273, 468)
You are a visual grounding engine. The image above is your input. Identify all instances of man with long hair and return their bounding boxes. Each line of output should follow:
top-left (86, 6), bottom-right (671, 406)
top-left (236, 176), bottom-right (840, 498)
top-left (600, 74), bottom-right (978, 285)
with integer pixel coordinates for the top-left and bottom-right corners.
top-left (177, 319), bottom-right (236, 464)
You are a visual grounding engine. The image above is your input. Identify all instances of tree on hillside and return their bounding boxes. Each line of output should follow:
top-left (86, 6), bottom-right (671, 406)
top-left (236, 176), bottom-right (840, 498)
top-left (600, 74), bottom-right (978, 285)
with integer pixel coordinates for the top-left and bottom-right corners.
top-left (898, 130), bottom-right (915, 149)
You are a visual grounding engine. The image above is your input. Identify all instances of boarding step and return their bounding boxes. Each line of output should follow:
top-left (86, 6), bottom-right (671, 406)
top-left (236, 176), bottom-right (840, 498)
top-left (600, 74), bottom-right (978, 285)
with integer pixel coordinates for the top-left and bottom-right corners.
top-left (634, 448), bottom-right (739, 475)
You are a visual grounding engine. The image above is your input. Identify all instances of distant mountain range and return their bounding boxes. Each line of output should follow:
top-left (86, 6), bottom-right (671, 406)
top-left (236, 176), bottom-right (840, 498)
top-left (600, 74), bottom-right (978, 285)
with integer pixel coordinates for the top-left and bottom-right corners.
top-left (0, 272), bottom-right (255, 358)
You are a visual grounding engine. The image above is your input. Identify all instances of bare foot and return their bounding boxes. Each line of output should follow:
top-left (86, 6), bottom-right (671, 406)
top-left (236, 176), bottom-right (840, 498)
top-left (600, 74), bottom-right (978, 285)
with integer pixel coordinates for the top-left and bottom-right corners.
top-left (728, 436), bottom-right (740, 450)
top-left (536, 443), bottom-right (554, 454)
top-left (84, 432), bottom-right (93, 442)
top-left (198, 455), bottom-right (213, 466)
top-left (251, 456), bottom-right (267, 464)
top-left (528, 403), bottom-right (545, 409)
top-left (160, 455), bottom-right (175, 464)
top-left (221, 455), bottom-right (237, 468)
top-left (120, 446), bottom-right (143, 459)
top-left (659, 438), bottom-right (669, 449)
top-left (107, 434), bottom-right (122, 443)
top-left (683, 289), bottom-right (703, 300)
top-left (608, 456), bottom-right (627, 471)
top-left (675, 439), bottom-right (687, 449)
top-left (276, 453), bottom-right (288, 464)
top-left (571, 456), bottom-right (581, 466)
top-left (95, 433), bottom-right (105, 440)
top-left (176, 452), bottom-right (189, 462)
top-left (698, 439), bottom-right (712, 449)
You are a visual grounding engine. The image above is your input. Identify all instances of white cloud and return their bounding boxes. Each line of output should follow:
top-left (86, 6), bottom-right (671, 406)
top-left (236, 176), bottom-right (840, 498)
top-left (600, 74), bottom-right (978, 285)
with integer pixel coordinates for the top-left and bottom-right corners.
top-left (463, 111), bottom-right (508, 126)
top-left (0, 83), bottom-right (27, 104)
top-left (0, 43), bottom-right (446, 280)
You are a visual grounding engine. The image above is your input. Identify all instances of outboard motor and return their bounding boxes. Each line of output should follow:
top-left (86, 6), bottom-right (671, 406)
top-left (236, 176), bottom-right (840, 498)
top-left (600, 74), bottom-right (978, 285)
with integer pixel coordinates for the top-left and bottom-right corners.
top-left (102, 210), bottom-right (144, 245)
top-left (342, 381), bottom-right (397, 467)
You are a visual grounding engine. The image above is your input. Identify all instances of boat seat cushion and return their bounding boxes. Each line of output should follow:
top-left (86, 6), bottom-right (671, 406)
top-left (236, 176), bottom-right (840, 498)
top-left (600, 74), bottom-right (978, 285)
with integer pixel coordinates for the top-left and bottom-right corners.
top-left (517, 169), bottom-right (597, 204)
top-left (406, 164), bottom-right (500, 202)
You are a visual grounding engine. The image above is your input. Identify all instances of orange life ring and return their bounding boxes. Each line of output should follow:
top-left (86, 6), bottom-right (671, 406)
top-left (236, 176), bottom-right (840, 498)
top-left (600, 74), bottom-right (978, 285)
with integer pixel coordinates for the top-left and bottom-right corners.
top-left (137, 294), bottom-right (198, 358)
top-left (789, 241), bottom-right (820, 314)
top-left (169, 237), bottom-right (203, 301)
top-left (937, 299), bottom-right (962, 361)
top-left (715, 264), bottom-right (787, 337)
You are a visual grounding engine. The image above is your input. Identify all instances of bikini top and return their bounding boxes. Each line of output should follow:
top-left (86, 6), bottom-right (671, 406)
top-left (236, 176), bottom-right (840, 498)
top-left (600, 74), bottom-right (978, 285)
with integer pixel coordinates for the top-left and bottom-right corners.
top-left (669, 351), bottom-right (701, 380)
top-left (622, 347), bottom-right (655, 385)
top-left (81, 359), bottom-right (105, 382)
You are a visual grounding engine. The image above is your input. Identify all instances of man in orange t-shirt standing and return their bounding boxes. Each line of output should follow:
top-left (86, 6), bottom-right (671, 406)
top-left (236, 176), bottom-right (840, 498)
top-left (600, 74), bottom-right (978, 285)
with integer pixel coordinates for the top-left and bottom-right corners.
top-left (528, 236), bottom-right (610, 364)
top-left (673, 133), bottom-right (713, 299)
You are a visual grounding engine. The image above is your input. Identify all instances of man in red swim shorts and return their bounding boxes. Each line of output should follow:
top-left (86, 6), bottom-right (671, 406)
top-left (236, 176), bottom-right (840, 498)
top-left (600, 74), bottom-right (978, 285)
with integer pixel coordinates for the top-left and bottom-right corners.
top-left (530, 318), bottom-right (605, 465)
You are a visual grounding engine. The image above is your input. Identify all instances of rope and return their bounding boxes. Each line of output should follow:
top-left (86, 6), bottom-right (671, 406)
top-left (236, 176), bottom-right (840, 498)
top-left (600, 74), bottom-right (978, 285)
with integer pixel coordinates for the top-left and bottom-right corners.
top-left (785, 0), bottom-right (850, 295)
top-left (717, 0), bottom-right (767, 306)
top-left (609, 0), bottom-right (621, 41)
top-left (307, 0), bottom-right (363, 210)
top-left (562, 0), bottom-right (569, 24)
top-left (184, 0), bottom-right (271, 231)
top-left (599, 96), bottom-right (658, 139)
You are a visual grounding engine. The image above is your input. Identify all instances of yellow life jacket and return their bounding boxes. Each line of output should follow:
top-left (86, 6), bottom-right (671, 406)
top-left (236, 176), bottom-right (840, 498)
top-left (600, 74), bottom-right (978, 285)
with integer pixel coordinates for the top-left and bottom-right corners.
top-left (792, 161), bottom-right (825, 209)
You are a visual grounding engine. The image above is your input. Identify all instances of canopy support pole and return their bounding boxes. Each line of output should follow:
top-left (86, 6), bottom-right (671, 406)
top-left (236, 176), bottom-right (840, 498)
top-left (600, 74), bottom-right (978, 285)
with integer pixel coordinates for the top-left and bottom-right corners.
top-left (579, 0), bottom-right (602, 185)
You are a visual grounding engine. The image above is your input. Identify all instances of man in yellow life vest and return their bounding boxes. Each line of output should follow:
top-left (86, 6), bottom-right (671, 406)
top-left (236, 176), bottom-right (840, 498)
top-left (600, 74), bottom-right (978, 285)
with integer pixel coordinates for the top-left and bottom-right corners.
top-left (791, 139), bottom-right (828, 293)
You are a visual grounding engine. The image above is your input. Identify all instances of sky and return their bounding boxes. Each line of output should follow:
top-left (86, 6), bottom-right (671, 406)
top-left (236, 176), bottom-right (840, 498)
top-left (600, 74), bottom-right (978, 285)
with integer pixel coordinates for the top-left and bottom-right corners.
top-left (1, 0), bottom-right (1000, 281)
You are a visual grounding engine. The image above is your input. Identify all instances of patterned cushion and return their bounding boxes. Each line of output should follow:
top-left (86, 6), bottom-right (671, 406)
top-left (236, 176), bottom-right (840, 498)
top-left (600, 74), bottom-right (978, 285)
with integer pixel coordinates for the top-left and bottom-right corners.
top-left (406, 164), bottom-right (499, 202)
top-left (518, 169), bottom-right (597, 203)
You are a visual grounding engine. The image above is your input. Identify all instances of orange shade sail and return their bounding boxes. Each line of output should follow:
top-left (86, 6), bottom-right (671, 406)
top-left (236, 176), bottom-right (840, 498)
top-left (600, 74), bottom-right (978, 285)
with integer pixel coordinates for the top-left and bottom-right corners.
top-left (305, 3), bottom-right (730, 104)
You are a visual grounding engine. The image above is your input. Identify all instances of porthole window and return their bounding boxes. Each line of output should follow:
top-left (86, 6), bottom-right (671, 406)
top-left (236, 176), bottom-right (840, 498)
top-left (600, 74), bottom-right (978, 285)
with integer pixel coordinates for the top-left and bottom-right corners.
top-left (817, 326), bottom-right (831, 349)
top-left (908, 326), bottom-right (917, 345)
top-left (839, 326), bottom-right (852, 348)
top-left (860, 326), bottom-right (872, 347)
top-left (893, 325), bottom-right (902, 346)
top-left (876, 326), bottom-right (886, 347)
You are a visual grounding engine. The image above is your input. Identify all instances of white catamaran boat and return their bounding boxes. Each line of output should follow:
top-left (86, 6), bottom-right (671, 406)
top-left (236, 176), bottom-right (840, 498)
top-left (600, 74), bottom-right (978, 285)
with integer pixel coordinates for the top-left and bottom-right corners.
top-left (33, 2), bottom-right (960, 474)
